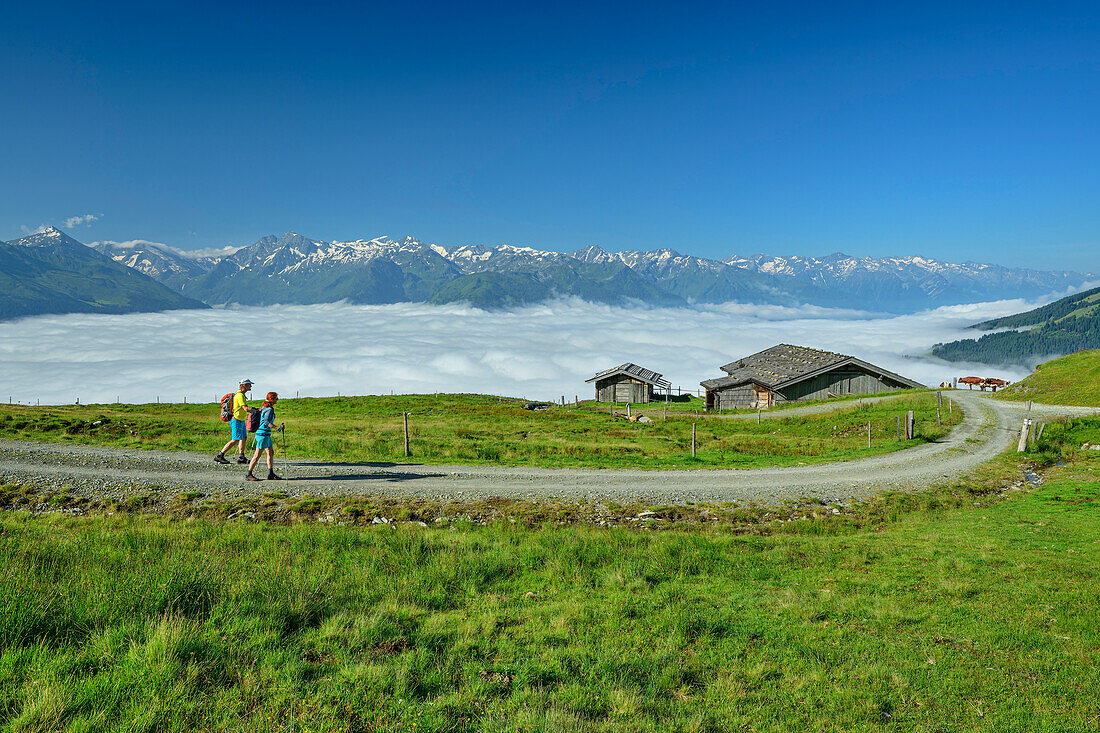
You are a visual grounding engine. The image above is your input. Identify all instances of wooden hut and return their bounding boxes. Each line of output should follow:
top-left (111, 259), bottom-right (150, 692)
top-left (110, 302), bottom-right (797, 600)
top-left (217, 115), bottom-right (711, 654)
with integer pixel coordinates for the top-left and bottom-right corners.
top-left (701, 344), bottom-right (923, 410)
top-left (587, 364), bottom-right (670, 403)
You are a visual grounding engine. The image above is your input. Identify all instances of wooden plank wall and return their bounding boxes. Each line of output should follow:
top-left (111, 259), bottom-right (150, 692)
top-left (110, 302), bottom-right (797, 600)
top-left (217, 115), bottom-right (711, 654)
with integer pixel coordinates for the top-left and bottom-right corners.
top-left (713, 383), bottom-right (757, 409)
top-left (595, 377), bottom-right (652, 403)
top-left (779, 368), bottom-right (911, 401)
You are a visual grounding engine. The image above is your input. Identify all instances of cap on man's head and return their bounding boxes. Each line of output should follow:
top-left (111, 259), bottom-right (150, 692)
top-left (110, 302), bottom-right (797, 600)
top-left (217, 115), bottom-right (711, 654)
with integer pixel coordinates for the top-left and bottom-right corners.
top-left (240, 378), bottom-right (254, 387)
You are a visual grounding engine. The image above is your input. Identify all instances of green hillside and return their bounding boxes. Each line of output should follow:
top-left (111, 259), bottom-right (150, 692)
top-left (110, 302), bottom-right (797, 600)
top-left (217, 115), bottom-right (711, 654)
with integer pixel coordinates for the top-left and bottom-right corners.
top-left (931, 285), bottom-right (1100, 364)
top-left (993, 350), bottom-right (1100, 407)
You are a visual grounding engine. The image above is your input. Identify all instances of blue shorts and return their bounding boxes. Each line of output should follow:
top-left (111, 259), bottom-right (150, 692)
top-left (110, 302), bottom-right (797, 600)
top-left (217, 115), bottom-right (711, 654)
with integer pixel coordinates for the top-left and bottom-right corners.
top-left (230, 419), bottom-right (246, 441)
top-left (255, 433), bottom-right (273, 450)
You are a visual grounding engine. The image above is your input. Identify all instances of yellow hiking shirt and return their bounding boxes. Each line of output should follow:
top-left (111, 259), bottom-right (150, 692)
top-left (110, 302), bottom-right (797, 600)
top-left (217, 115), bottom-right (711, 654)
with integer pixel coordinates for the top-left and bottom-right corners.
top-left (232, 391), bottom-right (249, 421)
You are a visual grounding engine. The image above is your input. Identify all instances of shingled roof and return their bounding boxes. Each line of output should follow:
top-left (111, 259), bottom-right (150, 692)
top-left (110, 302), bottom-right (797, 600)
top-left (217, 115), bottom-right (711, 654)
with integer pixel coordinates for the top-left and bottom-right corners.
top-left (586, 363), bottom-right (670, 388)
top-left (701, 344), bottom-right (922, 391)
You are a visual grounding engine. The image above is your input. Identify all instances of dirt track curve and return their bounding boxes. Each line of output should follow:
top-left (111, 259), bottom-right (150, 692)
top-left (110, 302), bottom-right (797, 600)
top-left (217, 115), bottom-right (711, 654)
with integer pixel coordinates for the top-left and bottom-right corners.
top-left (1, 394), bottom-right (1096, 506)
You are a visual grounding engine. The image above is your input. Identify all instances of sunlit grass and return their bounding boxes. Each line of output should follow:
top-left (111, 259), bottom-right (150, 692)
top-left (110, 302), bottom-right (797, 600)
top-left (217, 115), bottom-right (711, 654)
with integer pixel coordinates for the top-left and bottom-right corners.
top-left (1, 450), bottom-right (1098, 731)
top-left (0, 392), bottom-right (960, 470)
top-left (995, 350), bottom-right (1100, 407)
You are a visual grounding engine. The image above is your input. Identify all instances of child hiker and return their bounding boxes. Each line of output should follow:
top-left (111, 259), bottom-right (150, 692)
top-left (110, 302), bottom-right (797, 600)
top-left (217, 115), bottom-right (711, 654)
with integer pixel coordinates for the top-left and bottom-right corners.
top-left (246, 391), bottom-right (282, 481)
top-left (215, 378), bottom-right (253, 464)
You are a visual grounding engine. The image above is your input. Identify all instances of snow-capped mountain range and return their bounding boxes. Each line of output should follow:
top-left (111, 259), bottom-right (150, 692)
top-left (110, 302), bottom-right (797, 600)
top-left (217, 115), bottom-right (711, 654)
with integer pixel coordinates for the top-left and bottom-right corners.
top-left (87, 231), bottom-right (1094, 312)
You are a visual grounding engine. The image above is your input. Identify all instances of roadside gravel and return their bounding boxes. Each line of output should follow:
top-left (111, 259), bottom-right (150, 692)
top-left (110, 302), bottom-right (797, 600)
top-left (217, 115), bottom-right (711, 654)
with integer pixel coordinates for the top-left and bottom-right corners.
top-left (1, 393), bottom-right (1095, 506)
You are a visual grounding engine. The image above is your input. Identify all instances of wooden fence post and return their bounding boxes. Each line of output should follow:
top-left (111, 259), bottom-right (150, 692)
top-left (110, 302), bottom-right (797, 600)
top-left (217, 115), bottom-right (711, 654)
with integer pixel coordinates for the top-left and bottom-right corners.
top-left (403, 412), bottom-right (410, 457)
top-left (937, 405), bottom-right (941, 426)
top-left (560, 395), bottom-right (564, 407)
top-left (867, 421), bottom-right (871, 449)
top-left (757, 409), bottom-right (761, 424)
top-left (691, 423), bottom-right (696, 458)
top-left (906, 411), bottom-right (914, 440)
top-left (1017, 419), bottom-right (1031, 453)
top-left (1036, 422), bottom-right (1046, 443)
top-left (896, 415), bottom-right (901, 441)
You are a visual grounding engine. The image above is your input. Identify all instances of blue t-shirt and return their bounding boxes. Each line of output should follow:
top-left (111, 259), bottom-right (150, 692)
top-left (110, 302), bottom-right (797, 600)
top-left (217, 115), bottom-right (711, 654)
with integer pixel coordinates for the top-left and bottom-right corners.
top-left (256, 406), bottom-right (276, 436)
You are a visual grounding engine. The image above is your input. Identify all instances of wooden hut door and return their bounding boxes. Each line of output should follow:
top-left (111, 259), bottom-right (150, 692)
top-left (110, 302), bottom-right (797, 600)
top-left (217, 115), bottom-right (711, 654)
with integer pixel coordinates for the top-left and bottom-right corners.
top-left (753, 385), bottom-right (773, 409)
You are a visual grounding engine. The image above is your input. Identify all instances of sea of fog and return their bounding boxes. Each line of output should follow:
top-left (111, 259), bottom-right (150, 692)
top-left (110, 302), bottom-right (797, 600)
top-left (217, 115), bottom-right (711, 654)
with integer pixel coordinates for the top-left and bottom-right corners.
top-left (0, 298), bottom-right (1041, 405)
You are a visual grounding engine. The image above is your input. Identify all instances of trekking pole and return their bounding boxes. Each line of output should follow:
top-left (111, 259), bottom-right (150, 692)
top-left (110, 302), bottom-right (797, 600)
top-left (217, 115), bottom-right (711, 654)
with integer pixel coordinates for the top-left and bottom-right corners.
top-left (279, 423), bottom-right (287, 475)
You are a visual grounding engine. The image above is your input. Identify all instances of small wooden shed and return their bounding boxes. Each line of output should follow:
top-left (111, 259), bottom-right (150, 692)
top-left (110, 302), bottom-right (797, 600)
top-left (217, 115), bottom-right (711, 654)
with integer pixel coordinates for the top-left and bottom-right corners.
top-left (586, 364), bottom-right (670, 403)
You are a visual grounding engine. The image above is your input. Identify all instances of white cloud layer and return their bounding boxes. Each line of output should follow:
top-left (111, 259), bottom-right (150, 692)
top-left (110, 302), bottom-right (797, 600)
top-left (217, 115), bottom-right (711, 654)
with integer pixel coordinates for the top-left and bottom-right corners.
top-left (0, 299), bottom-right (1039, 405)
top-left (63, 213), bottom-right (100, 228)
top-left (88, 239), bottom-right (243, 260)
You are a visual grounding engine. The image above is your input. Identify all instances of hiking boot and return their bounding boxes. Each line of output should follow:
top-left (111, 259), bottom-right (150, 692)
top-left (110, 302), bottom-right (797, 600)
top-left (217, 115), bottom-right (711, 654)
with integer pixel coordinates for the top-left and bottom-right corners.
top-left (236, 454), bottom-right (249, 464)
top-left (214, 453), bottom-right (230, 464)
top-left (245, 472), bottom-right (260, 481)
top-left (266, 472), bottom-right (283, 481)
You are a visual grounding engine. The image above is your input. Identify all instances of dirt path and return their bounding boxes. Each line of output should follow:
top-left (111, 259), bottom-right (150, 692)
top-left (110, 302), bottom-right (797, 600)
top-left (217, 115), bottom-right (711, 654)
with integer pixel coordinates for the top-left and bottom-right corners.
top-left (0, 394), bottom-right (1095, 505)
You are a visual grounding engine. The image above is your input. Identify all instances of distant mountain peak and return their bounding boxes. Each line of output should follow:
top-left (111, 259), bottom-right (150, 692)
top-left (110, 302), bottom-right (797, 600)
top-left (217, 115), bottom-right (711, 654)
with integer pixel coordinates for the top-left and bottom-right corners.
top-left (10, 226), bottom-right (84, 249)
top-left (1, 229), bottom-right (208, 320)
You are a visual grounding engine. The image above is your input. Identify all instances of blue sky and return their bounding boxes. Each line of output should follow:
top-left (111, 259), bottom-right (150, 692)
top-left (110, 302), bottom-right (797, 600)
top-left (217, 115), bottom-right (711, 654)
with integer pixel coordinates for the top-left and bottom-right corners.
top-left (2, 1), bottom-right (1098, 270)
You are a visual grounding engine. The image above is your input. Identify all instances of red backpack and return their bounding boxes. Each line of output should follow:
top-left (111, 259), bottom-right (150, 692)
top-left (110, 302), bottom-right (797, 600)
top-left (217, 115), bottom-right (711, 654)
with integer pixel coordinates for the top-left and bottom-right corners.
top-left (219, 393), bottom-right (234, 422)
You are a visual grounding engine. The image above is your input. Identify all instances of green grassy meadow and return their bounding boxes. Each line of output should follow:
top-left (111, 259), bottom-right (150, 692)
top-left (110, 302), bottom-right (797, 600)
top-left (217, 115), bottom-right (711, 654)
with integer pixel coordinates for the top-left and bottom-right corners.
top-left (994, 350), bottom-right (1100, 407)
top-left (2, 441), bottom-right (1099, 731)
top-left (0, 392), bottom-right (959, 470)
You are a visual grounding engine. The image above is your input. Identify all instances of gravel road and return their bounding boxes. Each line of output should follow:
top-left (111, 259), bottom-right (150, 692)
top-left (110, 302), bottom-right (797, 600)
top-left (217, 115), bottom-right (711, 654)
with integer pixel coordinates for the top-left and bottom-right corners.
top-left (1, 393), bottom-right (1095, 506)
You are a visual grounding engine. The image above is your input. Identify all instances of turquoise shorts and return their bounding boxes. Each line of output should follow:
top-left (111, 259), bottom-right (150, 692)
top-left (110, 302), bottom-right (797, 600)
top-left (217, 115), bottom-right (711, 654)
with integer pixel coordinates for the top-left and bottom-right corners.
top-left (230, 419), bottom-right (246, 441)
top-left (255, 433), bottom-right (273, 450)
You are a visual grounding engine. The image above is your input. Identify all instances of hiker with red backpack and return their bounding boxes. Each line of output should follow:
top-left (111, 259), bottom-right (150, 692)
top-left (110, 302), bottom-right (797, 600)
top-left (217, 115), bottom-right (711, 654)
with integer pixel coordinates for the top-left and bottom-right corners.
top-left (246, 392), bottom-right (283, 481)
top-left (214, 379), bottom-right (254, 464)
